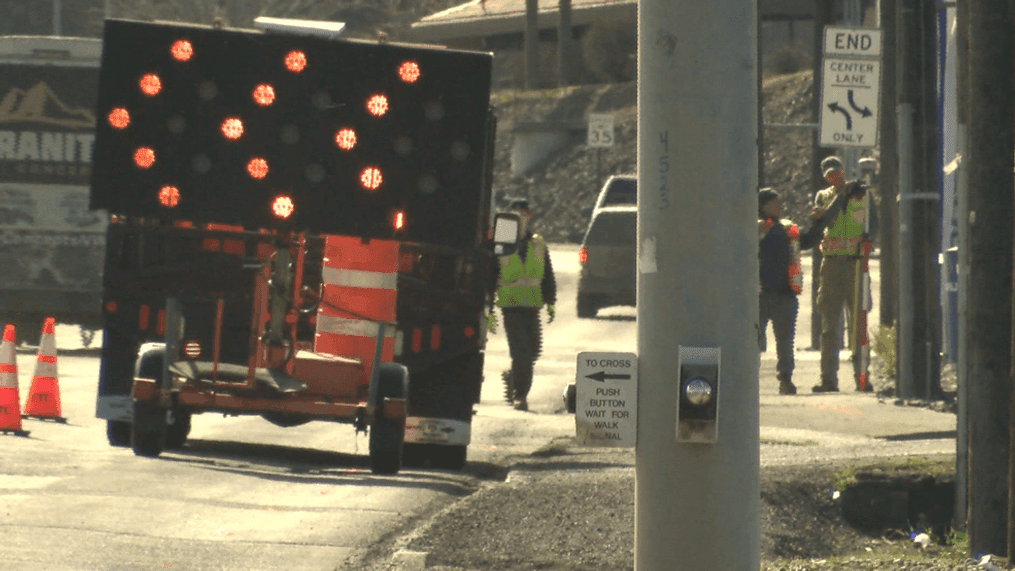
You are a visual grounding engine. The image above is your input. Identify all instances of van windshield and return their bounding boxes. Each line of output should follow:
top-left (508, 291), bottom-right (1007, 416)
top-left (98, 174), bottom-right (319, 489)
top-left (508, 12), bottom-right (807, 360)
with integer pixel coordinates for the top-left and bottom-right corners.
top-left (586, 211), bottom-right (636, 246)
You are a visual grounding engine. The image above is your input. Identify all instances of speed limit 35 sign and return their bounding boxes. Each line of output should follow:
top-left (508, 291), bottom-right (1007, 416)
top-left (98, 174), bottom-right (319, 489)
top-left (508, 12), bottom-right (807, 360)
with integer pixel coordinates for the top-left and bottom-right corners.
top-left (587, 113), bottom-right (614, 148)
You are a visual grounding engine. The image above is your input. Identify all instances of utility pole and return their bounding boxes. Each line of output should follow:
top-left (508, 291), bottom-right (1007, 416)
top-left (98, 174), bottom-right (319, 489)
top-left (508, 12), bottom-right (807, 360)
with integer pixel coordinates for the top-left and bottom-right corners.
top-left (556, 0), bottom-right (572, 87)
top-left (965, 0), bottom-right (1014, 558)
top-left (524, 0), bottom-right (538, 90)
top-left (810, 0), bottom-right (834, 350)
top-left (954, 0), bottom-right (970, 532)
top-left (636, 1), bottom-right (759, 569)
top-left (52, 0), bottom-right (61, 35)
top-left (878, 0), bottom-right (898, 329)
top-left (895, 0), bottom-right (940, 400)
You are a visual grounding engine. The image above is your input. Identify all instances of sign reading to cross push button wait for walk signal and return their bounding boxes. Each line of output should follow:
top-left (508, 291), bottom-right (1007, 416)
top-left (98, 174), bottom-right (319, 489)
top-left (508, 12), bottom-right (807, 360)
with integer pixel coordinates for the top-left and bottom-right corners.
top-left (575, 352), bottom-right (637, 447)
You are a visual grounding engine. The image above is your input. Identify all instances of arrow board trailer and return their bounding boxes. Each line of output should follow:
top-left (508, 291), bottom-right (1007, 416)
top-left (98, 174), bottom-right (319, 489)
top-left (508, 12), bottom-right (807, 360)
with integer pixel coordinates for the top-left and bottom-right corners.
top-left (819, 58), bottom-right (881, 148)
top-left (575, 351), bottom-right (637, 447)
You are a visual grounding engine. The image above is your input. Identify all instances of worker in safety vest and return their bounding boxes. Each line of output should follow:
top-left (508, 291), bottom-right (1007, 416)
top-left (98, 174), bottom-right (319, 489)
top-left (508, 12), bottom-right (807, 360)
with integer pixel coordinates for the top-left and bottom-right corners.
top-left (488, 198), bottom-right (557, 411)
top-left (758, 188), bottom-right (820, 395)
top-left (810, 155), bottom-right (871, 393)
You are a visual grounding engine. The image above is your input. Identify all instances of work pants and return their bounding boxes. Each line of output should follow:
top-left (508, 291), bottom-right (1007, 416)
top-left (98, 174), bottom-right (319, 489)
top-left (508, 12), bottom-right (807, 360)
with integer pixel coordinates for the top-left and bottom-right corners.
top-left (759, 289), bottom-right (798, 383)
top-left (817, 255), bottom-right (861, 388)
top-left (501, 306), bottom-right (542, 400)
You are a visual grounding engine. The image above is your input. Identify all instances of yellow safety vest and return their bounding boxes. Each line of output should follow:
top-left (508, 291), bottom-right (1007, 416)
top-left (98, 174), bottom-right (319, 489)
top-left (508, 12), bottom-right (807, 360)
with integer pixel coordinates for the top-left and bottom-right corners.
top-left (816, 188), bottom-right (865, 256)
top-left (495, 235), bottom-right (546, 308)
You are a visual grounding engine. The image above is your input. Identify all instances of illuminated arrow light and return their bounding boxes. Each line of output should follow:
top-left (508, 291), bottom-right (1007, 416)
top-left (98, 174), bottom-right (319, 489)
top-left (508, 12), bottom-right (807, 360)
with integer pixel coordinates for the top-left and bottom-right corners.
top-left (171, 39), bottom-right (194, 62)
top-left (366, 94), bottom-right (388, 117)
top-left (285, 50), bottom-right (307, 73)
top-left (133, 147), bottom-right (155, 169)
top-left (140, 73), bottom-right (162, 96)
top-left (335, 128), bottom-right (356, 150)
top-left (159, 186), bottom-right (180, 208)
top-left (253, 84), bottom-right (275, 106)
top-left (393, 210), bottom-right (405, 230)
top-left (360, 167), bottom-right (382, 190)
top-left (398, 61), bottom-right (420, 83)
top-left (108, 108), bottom-right (130, 130)
top-left (221, 118), bottom-right (244, 140)
top-left (272, 195), bottom-right (295, 219)
top-left (247, 158), bottom-right (268, 179)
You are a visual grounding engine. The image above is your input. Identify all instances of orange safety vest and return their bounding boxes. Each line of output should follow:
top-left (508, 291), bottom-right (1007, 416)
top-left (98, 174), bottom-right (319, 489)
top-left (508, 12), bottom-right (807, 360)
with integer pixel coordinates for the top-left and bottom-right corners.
top-left (759, 218), bottom-right (803, 295)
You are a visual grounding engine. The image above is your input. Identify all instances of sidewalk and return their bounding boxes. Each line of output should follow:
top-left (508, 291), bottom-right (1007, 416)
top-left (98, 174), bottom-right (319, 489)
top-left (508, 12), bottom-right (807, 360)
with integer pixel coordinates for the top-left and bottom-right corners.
top-left (368, 351), bottom-right (957, 571)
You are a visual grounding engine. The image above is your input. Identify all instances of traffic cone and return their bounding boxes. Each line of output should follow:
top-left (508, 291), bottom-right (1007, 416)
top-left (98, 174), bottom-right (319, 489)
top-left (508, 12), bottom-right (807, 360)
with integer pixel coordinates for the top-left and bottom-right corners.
top-left (23, 317), bottom-right (66, 423)
top-left (0, 324), bottom-right (29, 436)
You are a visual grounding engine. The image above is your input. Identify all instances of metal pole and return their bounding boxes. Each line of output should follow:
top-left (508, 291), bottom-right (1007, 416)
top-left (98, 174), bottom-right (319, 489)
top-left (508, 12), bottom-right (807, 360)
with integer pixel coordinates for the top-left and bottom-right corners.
top-left (524, 0), bottom-right (539, 90)
top-left (52, 0), bottom-right (61, 36)
top-left (636, 1), bottom-right (759, 569)
top-left (897, 102), bottom-right (915, 398)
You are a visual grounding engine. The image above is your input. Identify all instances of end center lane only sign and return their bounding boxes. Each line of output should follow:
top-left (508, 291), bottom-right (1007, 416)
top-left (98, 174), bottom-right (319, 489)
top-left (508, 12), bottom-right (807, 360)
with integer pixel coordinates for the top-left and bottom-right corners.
top-left (576, 352), bottom-right (637, 447)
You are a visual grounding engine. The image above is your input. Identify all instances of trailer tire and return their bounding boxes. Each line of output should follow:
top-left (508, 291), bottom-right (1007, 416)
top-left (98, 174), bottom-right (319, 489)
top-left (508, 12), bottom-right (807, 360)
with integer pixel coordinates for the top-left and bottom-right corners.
top-left (131, 348), bottom-right (167, 458)
top-left (131, 398), bottom-right (166, 458)
top-left (164, 408), bottom-right (192, 450)
top-left (107, 420), bottom-right (131, 447)
top-left (369, 363), bottom-right (408, 475)
top-left (577, 294), bottom-right (598, 319)
top-left (403, 350), bottom-right (481, 471)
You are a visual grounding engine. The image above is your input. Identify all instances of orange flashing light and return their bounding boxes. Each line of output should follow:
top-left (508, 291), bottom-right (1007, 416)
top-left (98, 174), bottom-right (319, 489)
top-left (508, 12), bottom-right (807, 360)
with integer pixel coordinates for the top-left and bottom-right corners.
top-left (335, 128), bottom-right (357, 150)
top-left (398, 61), bottom-right (421, 83)
top-left (159, 186), bottom-right (181, 208)
top-left (171, 39), bottom-right (194, 61)
top-left (393, 211), bottom-right (405, 230)
top-left (139, 73), bottom-right (162, 96)
top-left (360, 167), bottom-right (382, 190)
top-left (133, 147), bottom-right (155, 169)
top-left (366, 94), bottom-right (388, 117)
top-left (253, 84), bottom-right (275, 106)
top-left (247, 158), bottom-right (268, 179)
top-left (285, 51), bottom-right (307, 73)
top-left (221, 118), bottom-right (243, 140)
top-left (272, 195), bottom-right (295, 219)
top-left (108, 108), bottom-right (130, 130)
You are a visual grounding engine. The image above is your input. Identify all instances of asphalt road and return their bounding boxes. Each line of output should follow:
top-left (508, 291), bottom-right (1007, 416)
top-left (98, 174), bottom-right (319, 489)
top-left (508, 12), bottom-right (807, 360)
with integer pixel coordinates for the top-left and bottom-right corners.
top-left (1, 244), bottom-right (954, 571)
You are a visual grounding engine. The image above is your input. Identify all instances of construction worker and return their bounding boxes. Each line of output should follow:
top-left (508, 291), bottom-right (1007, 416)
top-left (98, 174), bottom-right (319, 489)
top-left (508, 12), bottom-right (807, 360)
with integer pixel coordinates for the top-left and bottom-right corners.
top-left (810, 155), bottom-right (872, 393)
top-left (488, 198), bottom-right (557, 411)
top-left (758, 188), bottom-right (820, 395)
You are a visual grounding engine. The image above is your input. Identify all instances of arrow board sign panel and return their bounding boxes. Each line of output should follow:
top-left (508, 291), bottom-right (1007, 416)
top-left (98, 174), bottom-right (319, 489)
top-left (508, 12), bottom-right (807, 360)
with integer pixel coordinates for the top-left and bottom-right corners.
top-left (819, 58), bottom-right (881, 148)
top-left (575, 351), bottom-right (637, 447)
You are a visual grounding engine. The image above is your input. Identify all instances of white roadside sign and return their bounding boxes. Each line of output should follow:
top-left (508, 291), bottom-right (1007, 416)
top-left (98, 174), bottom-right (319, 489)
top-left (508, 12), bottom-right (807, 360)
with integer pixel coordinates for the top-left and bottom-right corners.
top-left (823, 26), bottom-right (882, 58)
top-left (819, 57), bottom-right (881, 148)
top-left (575, 351), bottom-right (637, 447)
top-left (586, 113), bottom-right (614, 148)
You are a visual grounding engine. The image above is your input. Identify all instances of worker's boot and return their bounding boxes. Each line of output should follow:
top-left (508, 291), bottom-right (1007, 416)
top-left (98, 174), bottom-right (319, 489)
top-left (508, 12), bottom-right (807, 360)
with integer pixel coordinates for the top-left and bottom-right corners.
top-left (777, 375), bottom-right (797, 395)
top-left (501, 369), bottom-right (515, 404)
top-left (811, 377), bottom-right (839, 393)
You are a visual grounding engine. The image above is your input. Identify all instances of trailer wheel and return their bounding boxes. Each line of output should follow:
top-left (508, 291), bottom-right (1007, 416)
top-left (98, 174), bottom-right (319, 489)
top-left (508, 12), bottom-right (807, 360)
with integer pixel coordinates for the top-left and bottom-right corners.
top-left (131, 398), bottom-right (166, 458)
top-left (369, 363), bottom-right (408, 475)
top-left (131, 349), bottom-right (167, 458)
top-left (107, 420), bottom-right (131, 447)
top-left (577, 295), bottom-right (598, 319)
top-left (164, 408), bottom-right (192, 450)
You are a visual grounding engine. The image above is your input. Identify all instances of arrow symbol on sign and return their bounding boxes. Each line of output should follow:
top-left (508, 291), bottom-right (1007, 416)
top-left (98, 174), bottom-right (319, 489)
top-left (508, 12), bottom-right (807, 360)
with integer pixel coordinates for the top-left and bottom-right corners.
top-left (827, 102), bottom-right (853, 130)
top-left (846, 90), bottom-right (872, 117)
top-left (586, 371), bottom-right (631, 382)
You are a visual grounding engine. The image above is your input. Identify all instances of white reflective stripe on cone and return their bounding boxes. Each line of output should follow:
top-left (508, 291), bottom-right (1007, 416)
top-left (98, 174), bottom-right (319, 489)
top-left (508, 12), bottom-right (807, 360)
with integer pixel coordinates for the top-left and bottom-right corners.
top-left (321, 267), bottom-right (398, 290)
top-left (39, 334), bottom-right (56, 356)
top-left (0, 371), bottom-right (17, 388)
top-left (0, 343), bottom-right (14, 365)
top-left (316, 314), bottom-right (396, 338)
top-left (34, 361), bottom-right (58, 378)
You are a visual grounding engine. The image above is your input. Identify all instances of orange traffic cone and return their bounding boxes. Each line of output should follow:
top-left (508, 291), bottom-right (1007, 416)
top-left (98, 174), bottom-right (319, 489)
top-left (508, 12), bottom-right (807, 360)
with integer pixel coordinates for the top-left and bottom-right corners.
top-left (0, 324), bottom-right (29, 436)
top-left (23, 317), bottom-right (66, 423)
